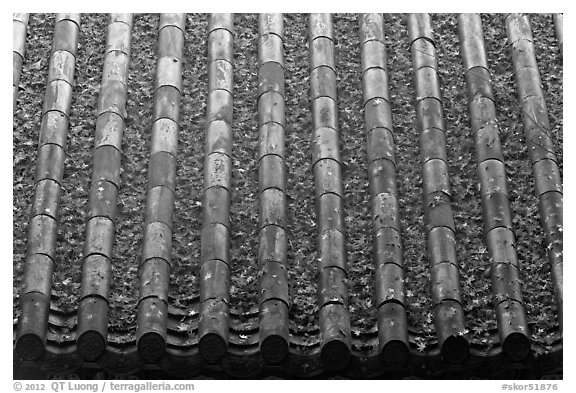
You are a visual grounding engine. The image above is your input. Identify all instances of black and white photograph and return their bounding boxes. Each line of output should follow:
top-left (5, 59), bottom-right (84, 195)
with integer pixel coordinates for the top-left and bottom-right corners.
top-left (10, 3), bottom-right (566, 386)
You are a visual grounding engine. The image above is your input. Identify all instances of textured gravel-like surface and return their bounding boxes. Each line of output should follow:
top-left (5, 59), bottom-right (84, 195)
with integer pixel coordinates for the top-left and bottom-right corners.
top-left (283, 13), bottom-right (320, 334)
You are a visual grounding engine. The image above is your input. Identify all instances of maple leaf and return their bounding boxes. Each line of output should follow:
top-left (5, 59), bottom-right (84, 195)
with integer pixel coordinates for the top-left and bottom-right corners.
top-left (416, 341), bottom-right (427, 352)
